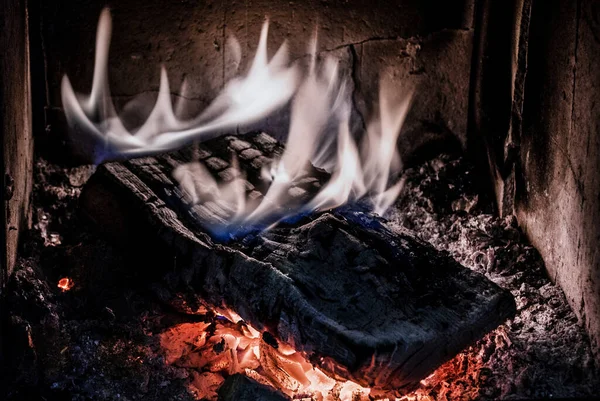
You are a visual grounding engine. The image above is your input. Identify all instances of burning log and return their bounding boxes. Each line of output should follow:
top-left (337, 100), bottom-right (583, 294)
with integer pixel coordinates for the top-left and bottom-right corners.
top-left (80, 132), bottom-right (515, 395)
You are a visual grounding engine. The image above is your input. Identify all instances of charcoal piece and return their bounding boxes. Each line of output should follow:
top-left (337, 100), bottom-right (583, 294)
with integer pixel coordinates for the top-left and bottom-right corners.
top-left (217, 374), bottom-right (289, 401)
top-left (80, 132), bottom-right (516, 395)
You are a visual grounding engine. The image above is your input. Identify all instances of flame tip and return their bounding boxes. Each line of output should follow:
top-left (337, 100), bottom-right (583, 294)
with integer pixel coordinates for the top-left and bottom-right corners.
top-left (99, 7), bottom-right (111, 17)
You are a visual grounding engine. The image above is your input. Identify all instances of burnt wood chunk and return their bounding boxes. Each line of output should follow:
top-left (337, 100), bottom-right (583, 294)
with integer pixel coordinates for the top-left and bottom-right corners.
top-left (218, 374), bottom-right (289, 401)
top-left (80, 132), bottom-right (516, 394)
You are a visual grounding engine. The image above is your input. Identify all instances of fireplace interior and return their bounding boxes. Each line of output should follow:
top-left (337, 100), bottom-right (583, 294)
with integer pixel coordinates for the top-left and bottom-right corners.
top-left (1, 0), bottom-right (600, 400)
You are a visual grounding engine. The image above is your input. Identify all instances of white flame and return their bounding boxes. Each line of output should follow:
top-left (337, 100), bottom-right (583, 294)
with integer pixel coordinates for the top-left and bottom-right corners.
top-left (62, 8), bottom-right (413, 236)
top-left (62, 8), bottom-right (300, 163)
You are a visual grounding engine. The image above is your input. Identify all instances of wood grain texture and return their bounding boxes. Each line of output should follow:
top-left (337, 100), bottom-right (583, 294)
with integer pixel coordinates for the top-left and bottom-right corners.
top-left (81, 133), bottom-right (515, 394)
top-left (0, 0), bottom-right (34, 283)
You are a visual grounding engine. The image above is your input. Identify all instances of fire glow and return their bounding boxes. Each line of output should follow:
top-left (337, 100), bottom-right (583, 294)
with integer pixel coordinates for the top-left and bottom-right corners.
top-left (160, 305), bottom-right (372, 400)
top-left (62, 9), bottom-right (412, 238)
top-left (159, 302), bottom-right (487, 401)
top-left (57, 277), bottom-right (74, 292)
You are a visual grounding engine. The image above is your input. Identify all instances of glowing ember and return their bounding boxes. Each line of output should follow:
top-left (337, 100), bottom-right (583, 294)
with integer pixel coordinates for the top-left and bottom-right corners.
top-left (159, 304), bottom-right (373, 401)
top-left (159, 302), bottom-right (492, 400)
top-left (62, 9), bottom-right (413, 238)
top-left (57, 277), bottom-right (74, 292)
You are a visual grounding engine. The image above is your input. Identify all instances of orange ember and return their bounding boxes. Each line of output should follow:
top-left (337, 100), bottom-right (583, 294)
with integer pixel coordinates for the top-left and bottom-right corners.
top-left (57, 277), bottom-right (74, 292)
top-left (159, 303), bottom-right (494, 401)
top-left (159, 306), bottom-right (371, 401)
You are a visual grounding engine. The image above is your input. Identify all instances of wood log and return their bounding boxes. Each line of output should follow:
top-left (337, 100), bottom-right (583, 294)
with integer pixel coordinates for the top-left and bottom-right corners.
top-left (80, 132), bottom-right (516, 394)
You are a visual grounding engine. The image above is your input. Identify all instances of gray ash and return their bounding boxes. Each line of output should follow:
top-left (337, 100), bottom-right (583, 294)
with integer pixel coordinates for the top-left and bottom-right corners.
top-left (2, 158), bottom-right (197, 401)
top-left (387, 153), bottom-right (600, 400)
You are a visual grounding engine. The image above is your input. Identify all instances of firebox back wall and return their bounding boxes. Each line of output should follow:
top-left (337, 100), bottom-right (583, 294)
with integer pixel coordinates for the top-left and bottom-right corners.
top-left (38, 0), bottom-right (475, 161)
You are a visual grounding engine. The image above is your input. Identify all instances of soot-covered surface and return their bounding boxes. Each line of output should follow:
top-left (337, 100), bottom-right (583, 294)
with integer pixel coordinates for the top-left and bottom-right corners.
top-left (1, 148), bottom-right (599, 400)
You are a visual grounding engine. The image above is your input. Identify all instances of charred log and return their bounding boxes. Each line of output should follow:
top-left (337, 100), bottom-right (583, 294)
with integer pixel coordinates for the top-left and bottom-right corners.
top-left (218, 374), bottom-right (289, 401)
top-left (80, 132), bottom-right (515, 394)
